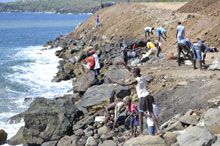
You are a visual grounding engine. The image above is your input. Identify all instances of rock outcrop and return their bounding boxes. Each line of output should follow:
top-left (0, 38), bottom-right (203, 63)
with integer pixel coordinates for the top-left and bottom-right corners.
top-left (8, 97), bottom-right (81, 145)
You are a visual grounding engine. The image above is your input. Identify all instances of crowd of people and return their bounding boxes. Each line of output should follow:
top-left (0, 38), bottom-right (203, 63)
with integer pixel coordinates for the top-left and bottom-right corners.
top-left (78, 18), bottom-right (218, 138)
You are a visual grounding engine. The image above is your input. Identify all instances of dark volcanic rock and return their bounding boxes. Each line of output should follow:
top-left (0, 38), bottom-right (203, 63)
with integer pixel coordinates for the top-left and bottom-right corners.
top-left (73, 71), bottom-right (96, 93)
top-left (77, 84), bottom-right (130, 109)
top-left (8, 97), bottom-right (81, 145)
top-left (0, 129), bottom-right (7, 145)
top-left (57, 135), bottom-right (77, 146)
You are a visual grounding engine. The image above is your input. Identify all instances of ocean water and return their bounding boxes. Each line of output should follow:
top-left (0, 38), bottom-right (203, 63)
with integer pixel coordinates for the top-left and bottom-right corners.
top-left (0, 12), bottom-right (89, 142)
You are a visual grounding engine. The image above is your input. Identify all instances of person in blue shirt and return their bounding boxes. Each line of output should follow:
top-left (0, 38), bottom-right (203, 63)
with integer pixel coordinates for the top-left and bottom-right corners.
top-left (192, 38), bottom-right (213, 70)
top-left (156, 27), bottom-right (167, 42)
top-left (177, 38), bottom-right (192, 66)
top-left (176, 22), bottom-right (185, 42)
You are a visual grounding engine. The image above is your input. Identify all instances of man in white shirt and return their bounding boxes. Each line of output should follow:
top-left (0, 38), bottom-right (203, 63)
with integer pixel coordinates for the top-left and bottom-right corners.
top-left (176, 22), bottom-right (185, 42)
top-left (144, 27), bottom-right (154, 38)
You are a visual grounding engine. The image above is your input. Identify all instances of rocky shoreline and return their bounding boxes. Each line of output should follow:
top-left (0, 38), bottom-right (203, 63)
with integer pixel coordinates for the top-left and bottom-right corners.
top-left (1, 1), bottom-right (220, 146)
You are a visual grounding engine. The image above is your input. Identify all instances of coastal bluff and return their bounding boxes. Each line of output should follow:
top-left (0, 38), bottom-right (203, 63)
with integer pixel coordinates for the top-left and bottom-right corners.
top-left (5, 1), bottom-right (220, 146)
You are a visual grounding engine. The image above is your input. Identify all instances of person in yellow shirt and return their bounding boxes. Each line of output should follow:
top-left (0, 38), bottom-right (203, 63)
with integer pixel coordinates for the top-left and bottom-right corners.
top-left (141, 40), bottom-right (160, 61)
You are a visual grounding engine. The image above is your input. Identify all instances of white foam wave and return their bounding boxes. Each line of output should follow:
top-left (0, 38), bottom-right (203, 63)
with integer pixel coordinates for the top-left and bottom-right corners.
top-left (0, 45), bottom-right (72, 143)
top-left (9, 46), bottom-right (72, 98)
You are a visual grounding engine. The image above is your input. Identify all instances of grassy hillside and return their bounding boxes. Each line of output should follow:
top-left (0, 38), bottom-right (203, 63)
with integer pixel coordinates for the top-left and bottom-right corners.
top-left (0, 0), bottom-right (189, 13)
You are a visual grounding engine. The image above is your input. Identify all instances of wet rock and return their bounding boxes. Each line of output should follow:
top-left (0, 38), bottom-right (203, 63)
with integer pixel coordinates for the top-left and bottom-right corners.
top-left (0, 129), bottom-right (7, 145)
top-left (42, 141), bottom-right (57, 146)
top-left (98, 126), bottom-right (108, 135)
top-left (73, 71), bottom-right (96, 93)
top-left (98, 140), bottom-right (116, 146)
top-left (85, 137), bottom-right (97, 146)
top-left (57, 135), bottom-right (77, 146)
top-left (177, 126), bottom-right (216, 146)
top-left (201, 108), bottom-right (220, 134)
top-left (124, 135), bottom-right (166, 146)
top-left (9, 97), bottom-right (81, 145)
top-left (8, 127), bottom-right (24, 145)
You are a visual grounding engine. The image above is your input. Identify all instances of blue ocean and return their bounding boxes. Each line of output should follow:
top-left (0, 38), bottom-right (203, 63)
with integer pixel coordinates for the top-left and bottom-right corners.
top-left (0, 12), bottom-right (89, 141)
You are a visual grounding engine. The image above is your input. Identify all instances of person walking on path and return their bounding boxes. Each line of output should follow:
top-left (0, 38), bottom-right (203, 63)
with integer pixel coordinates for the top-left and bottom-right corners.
top-left (108, 64), bottom-right (160, 135)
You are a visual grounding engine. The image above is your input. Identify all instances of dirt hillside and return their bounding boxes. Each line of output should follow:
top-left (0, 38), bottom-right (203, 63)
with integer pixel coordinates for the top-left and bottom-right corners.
top-left (65, 1), bottom-right (220, 122)
top-left (69, 1), bottom-right (220, 51)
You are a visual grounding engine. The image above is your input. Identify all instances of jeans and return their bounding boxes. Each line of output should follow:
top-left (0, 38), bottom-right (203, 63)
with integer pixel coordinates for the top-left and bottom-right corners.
top-left (148, 126), bottom-right (155, 135)
top-left (193, 45), bottom-right (202, 61)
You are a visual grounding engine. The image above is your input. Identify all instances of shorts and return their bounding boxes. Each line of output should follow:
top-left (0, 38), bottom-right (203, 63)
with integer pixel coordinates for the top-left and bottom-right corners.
top-left (193, 45), bottom-right (202, 61)
top-left (138, 97), bottom-right (147, 112)
top-left (130, 115), bottom-right (138, 127)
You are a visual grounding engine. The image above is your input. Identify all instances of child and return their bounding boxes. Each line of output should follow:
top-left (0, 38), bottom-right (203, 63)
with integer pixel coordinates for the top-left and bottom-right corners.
top-left (145, 95), bottom-right (160, 135)
top-left (109, 65), bottom-right (160, 135)
top-left (124, 96), bottom-right (138, 137)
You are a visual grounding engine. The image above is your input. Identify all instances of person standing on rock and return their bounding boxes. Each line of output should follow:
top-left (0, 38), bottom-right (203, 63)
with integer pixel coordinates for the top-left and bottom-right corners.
top-left (144, 27), bottom-right (154, 38)
top-left (124, 96), bottom-right (139, 137)
top-left (156, 26), bottom-right (167, 42)
top-left (177, 38), bottom-right (192, 66)
top-left (82, 51), bottom-right (95, 72)
top-left (89, 49), bottom-right (101, 80)
top-left (95, 15), bottom-right (101, 27)
top-left (108, 65), bottom-right (160, 135)
top-left (145, 95), bottom-right (159, 135)
top-left (176, 22), bottom-right (185, 42)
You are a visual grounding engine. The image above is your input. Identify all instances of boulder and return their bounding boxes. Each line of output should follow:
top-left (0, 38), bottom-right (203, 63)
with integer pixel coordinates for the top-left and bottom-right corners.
top-left (8, 127), bottom-right (24, 145)
top-left (208, 59), bottom-right (220, 70)
top-left (57, 135), bottom-right (77, 146)
top-left (104, 67), bottom-right (134, 84)
top-left (98, 140), bottom-right (116, 146)
top-left (9, 97), bottom-right (81, 145)
top-left (212, 135), bottom-right (220, 146)
top-left (201, 108), bottom-right (220, 134)
top-left (0, 129), bottom-right (7, 145)
top-left (179, 113), bottom-right (198, 125)
top-left (77, 84), bottom-right (130, 109)
top-left (75, 129), bottom-right (84, 137)
top-left (42, 141), bottom-right (57, 146)
top-left (72, 114), bottom-right (96, 131)
top-left (86, 137), bottom-right (97, 146)
top-left (177, 126), bottom-right (216, 146)
top-left (163, 121), bottom-right (184, 132)
top-left (77, 136), bottom-right (87, 146)
top-left (98, 126), bottom-right (108, 135)
top-left (163, 132), bottom-right (178, 146)
top-left (124, 135), bottom-right (166, 146)
top-left (73, 71), bottom-right (96, 93)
